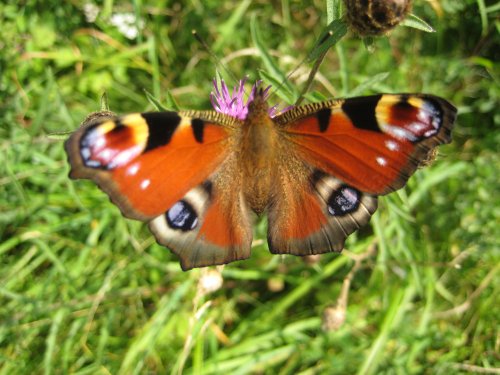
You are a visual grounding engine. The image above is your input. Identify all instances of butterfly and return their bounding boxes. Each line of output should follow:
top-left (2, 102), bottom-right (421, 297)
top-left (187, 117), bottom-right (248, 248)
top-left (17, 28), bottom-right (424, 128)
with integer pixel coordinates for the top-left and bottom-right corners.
top-left (65, 81), bottom-right (456, 270)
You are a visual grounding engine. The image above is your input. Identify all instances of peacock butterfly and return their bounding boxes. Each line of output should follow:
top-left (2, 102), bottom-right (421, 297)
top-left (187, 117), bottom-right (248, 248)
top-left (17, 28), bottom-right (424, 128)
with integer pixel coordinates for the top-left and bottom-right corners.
top-left (65, 80), bottom-right (456, 270)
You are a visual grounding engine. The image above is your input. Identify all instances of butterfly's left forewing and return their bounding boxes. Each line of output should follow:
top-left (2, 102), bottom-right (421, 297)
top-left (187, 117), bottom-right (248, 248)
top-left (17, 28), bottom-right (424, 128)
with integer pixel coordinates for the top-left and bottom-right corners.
top-left (65, 111), bottom-right (234, 220)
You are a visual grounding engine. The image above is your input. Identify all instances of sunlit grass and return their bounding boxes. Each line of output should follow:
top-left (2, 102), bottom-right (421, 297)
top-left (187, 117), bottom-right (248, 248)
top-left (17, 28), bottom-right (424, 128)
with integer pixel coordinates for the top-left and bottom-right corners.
top-left (0, 0), bottom-right (498, 373)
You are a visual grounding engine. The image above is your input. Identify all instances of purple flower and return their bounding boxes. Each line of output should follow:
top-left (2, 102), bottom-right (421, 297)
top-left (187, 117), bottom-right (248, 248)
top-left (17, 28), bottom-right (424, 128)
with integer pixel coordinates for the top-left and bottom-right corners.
top-left (210, 77), bottom-right (291, 120)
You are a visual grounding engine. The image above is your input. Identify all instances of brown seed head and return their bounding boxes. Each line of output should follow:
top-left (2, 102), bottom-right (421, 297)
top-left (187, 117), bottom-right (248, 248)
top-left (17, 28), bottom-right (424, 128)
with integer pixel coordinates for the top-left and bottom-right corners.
top-left (344, 0), bottom-right (412, 36)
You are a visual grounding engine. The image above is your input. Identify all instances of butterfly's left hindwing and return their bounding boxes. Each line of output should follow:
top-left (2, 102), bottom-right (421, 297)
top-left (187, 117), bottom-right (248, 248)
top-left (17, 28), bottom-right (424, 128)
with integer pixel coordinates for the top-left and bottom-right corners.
top-left (149, 176), bottom-right (253, 270)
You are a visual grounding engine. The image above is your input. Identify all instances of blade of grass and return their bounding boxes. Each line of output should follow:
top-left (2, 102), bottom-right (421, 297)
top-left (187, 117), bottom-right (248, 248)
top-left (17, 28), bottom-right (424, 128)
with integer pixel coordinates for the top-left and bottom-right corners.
top-left (401, 13), bottom-right (435, 33)
top-left (214, 0), bottom-right (252, 51)
top-left (147, 35), bottom-right (161, 99)
top-left (348, 72), bottom-right (390, 96)
top-left (119, 279), bottom-right (193, 374)
top-left (357, 284), bottom-right (416, 375)
top-left (408, 162), bottom-right (467, 208)
top-left (44, 308), bottom-right (67, 375)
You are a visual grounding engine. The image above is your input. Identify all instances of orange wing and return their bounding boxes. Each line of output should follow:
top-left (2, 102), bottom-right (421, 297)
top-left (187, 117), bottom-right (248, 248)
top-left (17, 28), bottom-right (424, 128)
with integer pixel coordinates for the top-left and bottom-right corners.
top-left (65, 112), bottom-right (232, 221)
top-left (275, 94), bottom-right (456, 195)
top-left (267, 166), bottom-right (378, 256)
top-left (65, 111), bottom-right (254, 269)
top-left (149, 177), bottom-right (253, 270)
top-left (268, 94), bottom-right (456, 255)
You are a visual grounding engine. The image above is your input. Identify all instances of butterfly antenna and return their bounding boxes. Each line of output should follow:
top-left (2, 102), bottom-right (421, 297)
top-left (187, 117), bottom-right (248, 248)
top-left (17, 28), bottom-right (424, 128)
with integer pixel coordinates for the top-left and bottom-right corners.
top-left (270, 30), bottom-right (334, 107)
top-left (269, 60), bottom-right (304, 101)
top-left (294, 44), bottom-right (330, 106)
top-left (295, 30), bottom-right (334, 106)
top-left (263, 57), bottom-right (305, 113)
top-left (192, 30), bottom-right (240, 86)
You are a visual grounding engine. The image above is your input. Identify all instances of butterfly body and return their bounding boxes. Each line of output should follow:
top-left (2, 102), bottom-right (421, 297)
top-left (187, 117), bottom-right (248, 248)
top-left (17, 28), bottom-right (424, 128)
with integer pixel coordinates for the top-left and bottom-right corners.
top-left (66, 91), bottom-right (456, 270)
top-left (238, 93), bottom-right (280, 213)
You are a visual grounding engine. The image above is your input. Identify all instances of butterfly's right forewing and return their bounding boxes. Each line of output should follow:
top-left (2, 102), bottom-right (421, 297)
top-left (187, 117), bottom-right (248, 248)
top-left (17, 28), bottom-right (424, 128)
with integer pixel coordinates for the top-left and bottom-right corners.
top-left (276, 94), bottom-right (456, 195)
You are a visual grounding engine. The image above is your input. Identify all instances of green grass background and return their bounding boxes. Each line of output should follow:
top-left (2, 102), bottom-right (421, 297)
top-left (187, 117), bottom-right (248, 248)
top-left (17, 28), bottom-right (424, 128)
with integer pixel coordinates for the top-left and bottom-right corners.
top-left (1, 0), bottom-right (498, 373)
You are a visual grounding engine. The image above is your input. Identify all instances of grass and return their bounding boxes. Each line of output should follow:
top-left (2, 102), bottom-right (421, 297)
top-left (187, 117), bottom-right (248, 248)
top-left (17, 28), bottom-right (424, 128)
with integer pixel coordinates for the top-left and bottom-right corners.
top-left (1, 0), bottom-right (499, 374)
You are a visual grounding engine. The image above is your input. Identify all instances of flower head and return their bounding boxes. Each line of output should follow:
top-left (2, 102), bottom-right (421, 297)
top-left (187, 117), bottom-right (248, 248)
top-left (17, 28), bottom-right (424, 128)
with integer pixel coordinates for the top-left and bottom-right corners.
top-left (109, 13), bottom-right (144, 39)
top-left (198, 269), bottom-right (223, 295)
top-left (210, 78), bottom-right (291, 120)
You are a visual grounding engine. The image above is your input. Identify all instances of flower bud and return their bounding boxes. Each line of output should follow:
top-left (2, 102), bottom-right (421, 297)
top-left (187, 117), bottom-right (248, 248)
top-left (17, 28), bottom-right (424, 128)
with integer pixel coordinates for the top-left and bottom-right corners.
top-left (344, 0), bottom-right (412, 36)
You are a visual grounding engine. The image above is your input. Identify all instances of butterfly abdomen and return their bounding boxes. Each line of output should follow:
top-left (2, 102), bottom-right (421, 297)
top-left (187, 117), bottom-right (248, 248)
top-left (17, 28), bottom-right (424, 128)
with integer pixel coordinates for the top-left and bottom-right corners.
top-left (238, 94), bottom-right (281, 214)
